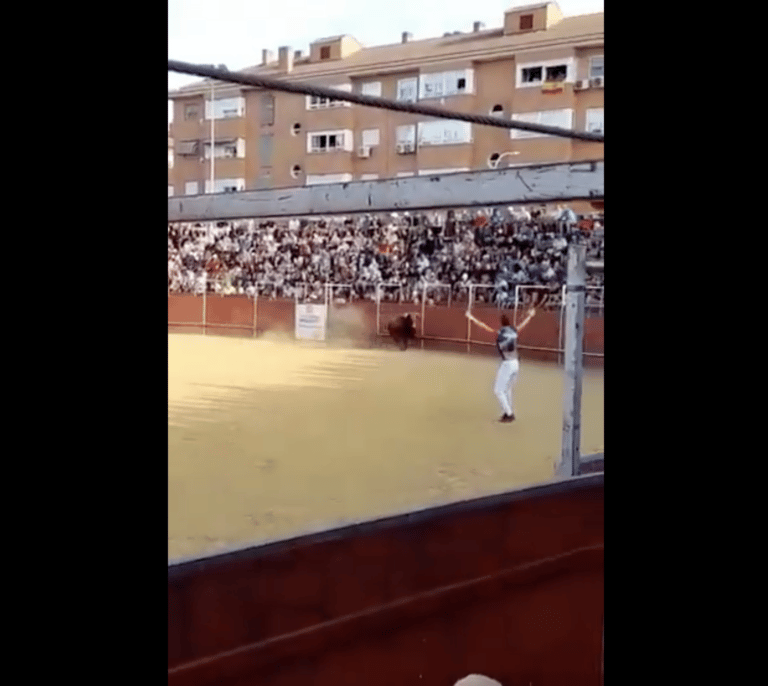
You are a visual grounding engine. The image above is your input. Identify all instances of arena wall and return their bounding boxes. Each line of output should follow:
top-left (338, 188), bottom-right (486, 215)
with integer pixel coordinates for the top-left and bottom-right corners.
top-left (168, 475), bottom-right (604, 686)
top-left (168, 294), bottom-right (604, 365)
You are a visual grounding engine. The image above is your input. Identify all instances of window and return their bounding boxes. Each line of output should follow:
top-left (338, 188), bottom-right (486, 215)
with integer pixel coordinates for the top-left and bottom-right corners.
top-left (491, 104), bottom-right (504, 115)
top-left (307, 129), bottom-right (352, 153)
top-left (360, 174), bottom-right (379, 181)
top-left (168, 150), bottom-right (174, 168)
top-left (396, 77), bottom-right (418, 102)
top-left (168, 185), bottom-right (175, 197)
top-left (517, 59), bottom-right (574, 87)
top-left (261, 94), bottom-right (275, 125)
top-left (418, 70), bottom-right (474, 100)
top-left (361, 129), bottom-right (380, 147)
top-left (310, 134), bottom-right (336, 152)
top-left (203, 139), bottom-right (245, 159)
top-left (360, 81), bottom-right (382, 97)
top-left (306, 173), bottom-right (353, 186)
top-left (177, 140), bottom-right (199, 156)
top-left (184, 104), bottom-right (199, 120)
top-left (520, 14), bottom-right (533, 30)
top-left (291, 123), bottom-right (301, 136)
top-left (185, 181), bottom-right (198, 196)
top-left (417, 120), bottom-right (472, 146)
top-left (306, 84), bottom-right (352, 110)
top-left (418, 122), bottom-right (443, 146)
top-left (545, 65), bottom-right (567, 82)
top-left (420, 72), bottom-right (444, 99)
top-left (396, 125), bottom-right (416, 146)
top-left (205, 97), bottom-right (245, 120)
top-left (291, 165), bottom-right (302, 179)
top-left (320, 46), bottom-right (331, 59)
top-left (590, 56), bottom-right (604, 79)
top-left (522, 67), bottom-right (543, 83)
top-left (510, 109), bottom-right (574, 139)
top-left (585, 108), bottom-right (604, 134)
top-left (205, 178), bottom-right (245, 193)
top-left (418, 168), bottom-right (469, 176)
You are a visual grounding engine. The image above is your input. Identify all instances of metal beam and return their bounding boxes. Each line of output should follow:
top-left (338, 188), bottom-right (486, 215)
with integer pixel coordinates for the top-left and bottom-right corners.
top-left (168, 162), bottom-right (604, 222)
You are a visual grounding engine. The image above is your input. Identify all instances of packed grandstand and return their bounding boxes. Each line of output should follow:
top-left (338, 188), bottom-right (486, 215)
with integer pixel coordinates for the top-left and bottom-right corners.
top-left (168, 205), bottom-right (604, 309)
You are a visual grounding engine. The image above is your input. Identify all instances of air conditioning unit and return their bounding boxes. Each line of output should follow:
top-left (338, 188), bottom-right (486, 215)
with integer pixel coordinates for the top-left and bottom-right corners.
top-left (396, 143), bottom-right (415, 154)
top-left (574, 79), bottom-right (590, 91)
top-left (357, 146), bottom-right (371, 158)
top-left (591, 76), bottom-right (604, 88)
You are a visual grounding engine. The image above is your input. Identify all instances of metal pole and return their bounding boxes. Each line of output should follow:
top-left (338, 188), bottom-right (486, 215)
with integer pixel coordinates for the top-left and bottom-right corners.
top-left (421, 282), bottom-right (426, 350)
top-left (559, 284), bottom-right (566, 365)
top-left (557, 242), bottom-right (586, 478)
top-left (253, 291), bottom-right (258, 338)
top-left (513, 284), bottom-right (520, 325)
top-left (210, 82), bottom-right (215, 194)
top-left (376, 283), bottom-right (381, 338)
top-left (467, 284), bottom-right (474, 353)
top-left (202, 273), bottom-right (207, 335)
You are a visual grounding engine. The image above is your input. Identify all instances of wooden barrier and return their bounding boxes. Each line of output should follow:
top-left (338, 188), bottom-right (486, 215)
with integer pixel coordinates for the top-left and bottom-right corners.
top-left (169, 475), bottom-right (604, 686)
top-left (168, 294), bottom-right (604, 364)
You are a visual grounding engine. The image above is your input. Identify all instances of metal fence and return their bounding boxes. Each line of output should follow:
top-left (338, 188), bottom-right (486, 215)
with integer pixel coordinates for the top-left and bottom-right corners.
top-left (168, 279), bottom-right (604, 360)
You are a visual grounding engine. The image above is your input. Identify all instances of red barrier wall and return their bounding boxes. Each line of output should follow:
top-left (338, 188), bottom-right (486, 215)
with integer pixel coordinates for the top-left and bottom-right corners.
top-left (206, 295), bottom-right (255, 338)
top-left (168, 294), bottom-right (604, 365)
top-left (168, 475), bottom-right (604, 686)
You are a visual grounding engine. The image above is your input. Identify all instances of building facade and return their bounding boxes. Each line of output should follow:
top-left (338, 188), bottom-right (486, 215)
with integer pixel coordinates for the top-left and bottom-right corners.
top-left (168, 130), bottom-right (174, 196)
top-left (168, 2), bottom-right (603, 196)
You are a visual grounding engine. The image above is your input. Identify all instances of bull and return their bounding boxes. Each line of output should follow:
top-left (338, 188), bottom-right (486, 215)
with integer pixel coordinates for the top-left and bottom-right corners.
top-left (387, 313), bottom-right (420, 351)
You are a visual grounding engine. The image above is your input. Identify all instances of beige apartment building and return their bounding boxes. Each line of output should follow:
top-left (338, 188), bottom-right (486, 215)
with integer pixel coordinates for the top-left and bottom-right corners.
top-left (167, 2), bottom-right (603, 198)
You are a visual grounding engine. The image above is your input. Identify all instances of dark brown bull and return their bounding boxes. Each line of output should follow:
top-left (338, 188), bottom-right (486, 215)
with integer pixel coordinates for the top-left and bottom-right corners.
top-left (387, 313), bottom-right (420, 351)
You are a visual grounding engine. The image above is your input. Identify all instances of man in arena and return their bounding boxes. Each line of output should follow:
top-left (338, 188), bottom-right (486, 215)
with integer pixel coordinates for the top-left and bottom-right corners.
top-left (469, 308), bottom-right (536, 422)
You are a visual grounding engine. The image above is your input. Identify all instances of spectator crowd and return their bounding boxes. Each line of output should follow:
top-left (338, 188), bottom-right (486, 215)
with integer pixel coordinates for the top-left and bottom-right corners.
top-left (168, 206), bottom-right (604, 309)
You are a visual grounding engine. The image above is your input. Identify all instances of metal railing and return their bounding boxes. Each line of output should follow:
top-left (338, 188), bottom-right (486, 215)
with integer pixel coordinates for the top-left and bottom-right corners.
top-left (168, 278), bottom-right (604, 360)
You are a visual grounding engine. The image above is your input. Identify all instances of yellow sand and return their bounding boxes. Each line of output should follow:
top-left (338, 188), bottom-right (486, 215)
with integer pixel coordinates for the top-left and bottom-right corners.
top-left (168, 333), bottom-right (604, 560)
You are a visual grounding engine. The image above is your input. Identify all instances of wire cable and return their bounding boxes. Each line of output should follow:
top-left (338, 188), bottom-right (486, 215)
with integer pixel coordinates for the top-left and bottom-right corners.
top-left (168, 60), bottom-right (605, 143)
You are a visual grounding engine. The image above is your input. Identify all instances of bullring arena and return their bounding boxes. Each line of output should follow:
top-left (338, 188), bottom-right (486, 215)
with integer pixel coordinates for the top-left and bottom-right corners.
top-left (168, 297), bottom-right (604, 561)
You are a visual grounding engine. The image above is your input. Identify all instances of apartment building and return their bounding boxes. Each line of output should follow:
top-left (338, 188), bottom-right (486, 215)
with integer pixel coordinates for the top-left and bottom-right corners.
top-left (168, 2), bottom-right (603, 197)
top-left (168, 131), bottom-right (174, 196)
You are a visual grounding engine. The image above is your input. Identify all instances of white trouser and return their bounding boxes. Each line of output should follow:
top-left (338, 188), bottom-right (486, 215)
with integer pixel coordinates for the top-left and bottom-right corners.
top-left (494, 358), bottom-right (519, 416)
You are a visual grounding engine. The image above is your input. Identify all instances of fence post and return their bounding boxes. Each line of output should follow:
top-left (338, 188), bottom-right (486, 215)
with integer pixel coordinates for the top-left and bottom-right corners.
top-left (202, 274), bottom-right (207, 335)
top-left (421, 282), bottom-right (426, 349)
top-left (253, 290), bottom-right (258, 338)
top-left (513, 285), bottom-right (520, 325)
top-left (467, 284), bottom-right (474, 353)
top-left (557, 241), bottom-right (586, 478)
top-left (559, 284), bottom-right (566, 365)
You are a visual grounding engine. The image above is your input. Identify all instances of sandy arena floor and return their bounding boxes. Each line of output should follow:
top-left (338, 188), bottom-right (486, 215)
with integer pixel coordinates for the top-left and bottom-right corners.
top-left (168, 333), bottom-right (604, 561)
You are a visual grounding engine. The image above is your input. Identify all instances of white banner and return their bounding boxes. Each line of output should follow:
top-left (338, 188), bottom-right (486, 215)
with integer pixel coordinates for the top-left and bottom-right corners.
top-left (295, 303), bottom-right (328, 341)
